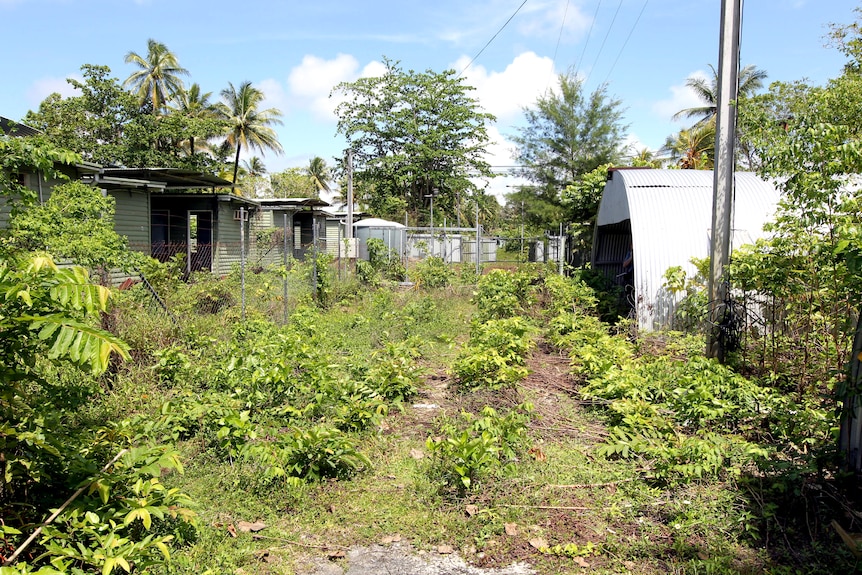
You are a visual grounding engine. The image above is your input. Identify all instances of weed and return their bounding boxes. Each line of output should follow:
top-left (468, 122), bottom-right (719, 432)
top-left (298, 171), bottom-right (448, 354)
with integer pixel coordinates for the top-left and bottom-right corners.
top-left (427, 404), bottom-right (533, 495)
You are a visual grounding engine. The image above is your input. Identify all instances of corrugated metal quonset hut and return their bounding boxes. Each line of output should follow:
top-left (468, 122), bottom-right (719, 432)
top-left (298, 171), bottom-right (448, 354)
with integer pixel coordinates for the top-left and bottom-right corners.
top-left (592, 168), bottom-right (781, 331)
top-left (353, 218), bottom-right (406, 260)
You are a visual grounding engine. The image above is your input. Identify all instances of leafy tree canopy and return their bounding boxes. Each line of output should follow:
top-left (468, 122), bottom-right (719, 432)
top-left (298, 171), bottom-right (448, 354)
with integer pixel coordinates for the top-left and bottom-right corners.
top-left (0, 135), bottom-right (80, 215)
top-left (510, 71), bottom-right (626, 233)
top-left (333, 57), bottom-right (496, 222)
top-left (270, 167), bottom-right (319, 198)
top-left (24, 65), bottom-right (223, 171)
top-left (6, 180), bottom-right (135, 271)
top-left (730, 10), bottom-right (862, 454)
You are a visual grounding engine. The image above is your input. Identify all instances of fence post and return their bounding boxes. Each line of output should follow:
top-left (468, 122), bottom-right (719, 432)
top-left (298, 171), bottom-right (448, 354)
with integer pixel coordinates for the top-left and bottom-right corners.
top-left (312, 219), bottom-right (319, 300)
top-left (240, 206), bottom-right (246, 322)
top-left (475, 200), bottom-right (481, 280)
top-left (559, 223), bottom-right (565, 276)
top-left (283, 212), bottom-right (289, 324)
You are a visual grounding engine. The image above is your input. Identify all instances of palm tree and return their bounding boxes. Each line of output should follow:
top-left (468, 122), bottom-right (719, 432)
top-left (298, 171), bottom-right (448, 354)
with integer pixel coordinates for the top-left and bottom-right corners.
top-left (217, 81), bottom-right (283, 193)
top-left (673, 64), bottom-right (767, 125)
top-left (663, 119), bottom-right (716, 169)
top-left (242, 156), bottom-right (267, 177)
top-left (124, 39), bottom-right (189, 114)
top-left (171, 83), bottom-right (220, 155)
top-left (625, 146), bottom-right (664, 168)
top-left (305, 156), bottom-right (331, 196)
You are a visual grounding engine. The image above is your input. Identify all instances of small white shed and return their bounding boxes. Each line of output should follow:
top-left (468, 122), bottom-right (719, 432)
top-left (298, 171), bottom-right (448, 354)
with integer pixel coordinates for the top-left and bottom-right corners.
top-left (353, 218), bottom-right (406, 260)
top-left (592, 168), bottom-right (780, 331)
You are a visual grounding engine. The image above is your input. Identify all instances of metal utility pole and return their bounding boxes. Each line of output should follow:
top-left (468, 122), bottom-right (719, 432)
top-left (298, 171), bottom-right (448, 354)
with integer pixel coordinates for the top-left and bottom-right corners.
top-left (706, 0), bottom-right (742, 361)
top-left (424, 192), bottom-right (436, 258)
top-left (346, 150), bottom-right (354, 240)
top-left (558, 223), bottom-right (565, 276)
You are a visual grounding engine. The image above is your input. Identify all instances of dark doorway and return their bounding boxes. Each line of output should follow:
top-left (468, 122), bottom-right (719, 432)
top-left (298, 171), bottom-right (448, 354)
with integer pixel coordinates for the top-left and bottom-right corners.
top-left (187, 210), bottom-right (213, 273)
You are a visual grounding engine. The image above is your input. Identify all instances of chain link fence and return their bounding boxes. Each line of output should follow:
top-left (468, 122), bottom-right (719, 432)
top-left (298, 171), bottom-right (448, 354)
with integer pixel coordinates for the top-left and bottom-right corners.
top-left (121, 216), bottom-right (587, 327)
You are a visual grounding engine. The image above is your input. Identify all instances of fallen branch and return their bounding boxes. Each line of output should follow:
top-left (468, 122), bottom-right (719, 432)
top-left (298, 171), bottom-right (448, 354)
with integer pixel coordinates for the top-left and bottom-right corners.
top-left (498, 504), bottom-right (599, 511)
top-left (251, 534), bottom-right (349, 551)
top-left (544, 478), bottom-right (637, 489)
top-left (3, 448), bottom-right (130, 566)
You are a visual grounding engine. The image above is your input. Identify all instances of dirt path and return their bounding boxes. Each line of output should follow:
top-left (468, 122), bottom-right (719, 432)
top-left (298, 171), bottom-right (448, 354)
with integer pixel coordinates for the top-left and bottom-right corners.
top-left (300, 542), bottom-right (533, 575)
top-left (295, 341), bottom-right (581, 575)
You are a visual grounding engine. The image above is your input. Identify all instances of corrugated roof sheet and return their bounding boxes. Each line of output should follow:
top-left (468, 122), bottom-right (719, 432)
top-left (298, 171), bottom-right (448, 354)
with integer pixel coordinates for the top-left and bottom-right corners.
top-left (595, 169), bottom-right (780, 331)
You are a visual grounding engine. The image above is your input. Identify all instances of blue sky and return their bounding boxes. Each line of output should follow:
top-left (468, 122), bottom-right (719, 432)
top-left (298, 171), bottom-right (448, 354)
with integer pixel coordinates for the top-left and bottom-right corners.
top-left (0, 0), bottom-right (857, 201)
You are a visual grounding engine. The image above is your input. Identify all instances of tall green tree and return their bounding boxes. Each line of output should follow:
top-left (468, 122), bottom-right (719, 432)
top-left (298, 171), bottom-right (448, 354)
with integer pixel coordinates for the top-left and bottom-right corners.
top-left (673, 64), bottom-right (767, 125)
top-left (25, 65), bottom-right (137, 166)
top-left (24, 65), bottom-right (217, 170)
top-left (662, 118), bottom-right (716, 169)
top-left (123, 39), bottom-right (189, 114)
top-left (242, 156), bottom-right (267, 177)
top-left (511, 71), bottom-right (626, 232)
top-left (170, 82), bottom-right (222, 156)
top-left (217, 81), bottom-right (283, 193)
top-left (306, 156), bottom-right (331, 195)
top-left (270, 167), bottom-right (318, 198)
top-left (671, 64), bottom-right (767, 169)
top-left (333, 57), bottom-right (496, 221)
top-left (731, 10), bottom-right (862, 468)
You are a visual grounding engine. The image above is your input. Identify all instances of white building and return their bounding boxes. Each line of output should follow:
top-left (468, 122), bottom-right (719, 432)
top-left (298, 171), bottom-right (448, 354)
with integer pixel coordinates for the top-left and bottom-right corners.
top-left (592, 168), bottom-right (781, 331)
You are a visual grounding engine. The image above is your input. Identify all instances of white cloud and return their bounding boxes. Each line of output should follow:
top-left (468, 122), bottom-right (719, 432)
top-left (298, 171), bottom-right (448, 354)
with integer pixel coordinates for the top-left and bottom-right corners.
top-left (441, 0), bottom-right (590, 47)
top-left (455, 51), bottom-right (555, 121)
top-left (516, 0), bottom-right (591, 40)
top-left (256, 78), bottom-right (290, 116)
top-left (253, 54), bottom-right (383, 125)
top-left (479, 126), bottom-right (527, 205)
top-left (287, 54), bottom-right (386, 121)
top-left (25, 75), bottom-right (82, 107)
top-left (620, 133), bottom-right (661, 160)
top-left (652, 70), bottom-right (708, 122)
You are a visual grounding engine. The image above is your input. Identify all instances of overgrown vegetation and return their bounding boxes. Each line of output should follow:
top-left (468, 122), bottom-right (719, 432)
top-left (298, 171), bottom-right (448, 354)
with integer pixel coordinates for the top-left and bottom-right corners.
top-left (2, 253), bottom-right (861, 574)
top-left (5, 10), bottom-right (862, 573)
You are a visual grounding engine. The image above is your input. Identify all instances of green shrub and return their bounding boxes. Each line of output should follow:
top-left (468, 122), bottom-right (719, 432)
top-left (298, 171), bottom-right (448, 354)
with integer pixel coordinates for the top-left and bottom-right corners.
top-left (468, 316), bottom-right (535, 363)
top-left (363, 338), bottom-right (425, 401)
top-left (427, 404), bottom-right (532, 494)
top-left (411, 256), bottom-right (454, 288)
top-left (453, 316), bottom-right (535, 389)
top-left (452, 347), bottom-right (530, 390)
top-left (473, 269), bottom-right (535, 321)
top-left (584, 355), bottom-right (777, 482)
top-left (278, 426), bottom-right (371, 481)
top-left (542, 274), bottom-right (598, 316)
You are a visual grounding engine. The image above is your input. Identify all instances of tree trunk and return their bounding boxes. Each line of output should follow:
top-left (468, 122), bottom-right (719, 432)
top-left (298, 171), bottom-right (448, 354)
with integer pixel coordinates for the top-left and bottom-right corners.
top-left (232, 143), bottom-right (242, 195)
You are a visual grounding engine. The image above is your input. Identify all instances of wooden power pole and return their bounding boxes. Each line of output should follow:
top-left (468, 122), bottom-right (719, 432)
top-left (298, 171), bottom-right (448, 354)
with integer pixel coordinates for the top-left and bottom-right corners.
top-left (706, 0), bottom-right (742, 361)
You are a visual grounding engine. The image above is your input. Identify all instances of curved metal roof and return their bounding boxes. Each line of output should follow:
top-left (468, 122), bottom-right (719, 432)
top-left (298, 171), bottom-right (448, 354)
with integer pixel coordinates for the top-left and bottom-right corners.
top-left (353, 218), bottom-right (405, 228)
top-left (595, 168), bottom-right (780, 330)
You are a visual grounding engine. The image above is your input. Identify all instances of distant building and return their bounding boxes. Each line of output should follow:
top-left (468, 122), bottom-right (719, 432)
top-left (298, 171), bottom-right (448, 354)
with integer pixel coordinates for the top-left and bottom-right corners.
top-left (592, 168), bottom-right (780, 331)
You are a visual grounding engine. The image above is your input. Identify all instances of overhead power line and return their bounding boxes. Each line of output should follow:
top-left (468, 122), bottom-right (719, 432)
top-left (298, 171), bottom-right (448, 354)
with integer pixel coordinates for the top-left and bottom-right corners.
top-left (548, 0), bottom-right (572, 89)
top-left (601, 0), bottom-right (649, 86)
top-left (574, 0), bottom-right (603, 79)
top-left (457, 0), bottom-right (530, 79)
top-left (584, 0), bottom-right (624, 86)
